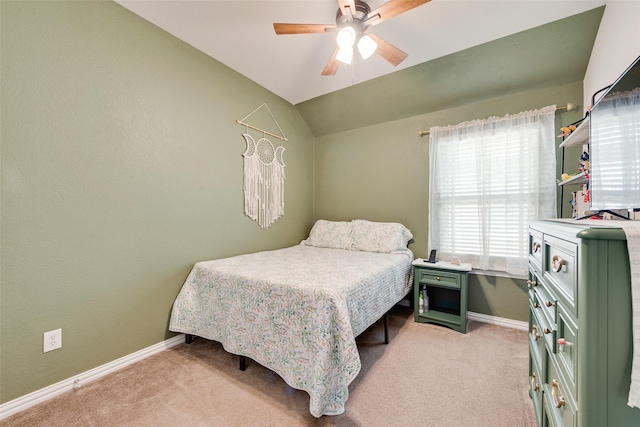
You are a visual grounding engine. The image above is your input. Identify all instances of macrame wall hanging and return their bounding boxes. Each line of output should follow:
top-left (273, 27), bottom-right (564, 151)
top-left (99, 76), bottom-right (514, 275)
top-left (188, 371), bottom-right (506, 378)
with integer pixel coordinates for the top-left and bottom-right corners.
top-left (236, 104), bottom-right (287, 229)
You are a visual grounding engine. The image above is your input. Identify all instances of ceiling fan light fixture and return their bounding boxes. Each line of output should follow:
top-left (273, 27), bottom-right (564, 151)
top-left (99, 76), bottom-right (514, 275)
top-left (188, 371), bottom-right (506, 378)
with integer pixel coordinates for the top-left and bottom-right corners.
top-left (357, 34), bottom-right (377, 59)
top-left (336, 26), bottom-right (356, 48)
top-left (336, 46), bottom-right (354, 64)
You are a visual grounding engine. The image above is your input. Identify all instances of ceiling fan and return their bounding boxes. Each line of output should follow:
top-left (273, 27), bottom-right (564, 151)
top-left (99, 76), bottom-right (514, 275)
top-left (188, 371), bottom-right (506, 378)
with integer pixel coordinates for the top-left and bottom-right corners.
top-left (273, 0), bottom-right (431, 76)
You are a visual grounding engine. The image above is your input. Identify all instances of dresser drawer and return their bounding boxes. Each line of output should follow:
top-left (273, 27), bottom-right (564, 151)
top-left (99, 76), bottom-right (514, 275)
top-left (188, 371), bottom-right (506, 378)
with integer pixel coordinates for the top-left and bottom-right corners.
top-left (529, 304), bottom-right (549, 368)
top-left (555, 303), bottom-right (578, 397)
top-left (529, 229), bottom-right (543, 273)
top-left (416, 269), bottom-right (460, 289)
top-left (531, 286), bottom-right (557, 353)
top-left (544, 356), bottom-right (577, 427)
top-left (534, 283), bottom-right (557, 331)
top-left (544, 235), bottom-right (577, 314)
top-left (529, 346), bottom-right (543, 426)
top-left (528, 270), bottom-right (542, 301)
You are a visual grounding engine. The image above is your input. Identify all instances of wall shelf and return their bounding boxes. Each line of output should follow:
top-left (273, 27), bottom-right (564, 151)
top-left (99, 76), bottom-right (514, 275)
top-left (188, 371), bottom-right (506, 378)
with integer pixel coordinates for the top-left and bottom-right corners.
top-left (558, 172), bottom-right (588, 187)
top-left (559, 116), bottom-right (590, 148)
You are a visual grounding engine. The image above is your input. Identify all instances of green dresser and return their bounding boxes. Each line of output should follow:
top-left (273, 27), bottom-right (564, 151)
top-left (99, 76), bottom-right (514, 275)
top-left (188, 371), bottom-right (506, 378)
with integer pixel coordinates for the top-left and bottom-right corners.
top-left (528, 220), bottom-right (640, 427)
top-left (413, 262), bottom-right (469, 334)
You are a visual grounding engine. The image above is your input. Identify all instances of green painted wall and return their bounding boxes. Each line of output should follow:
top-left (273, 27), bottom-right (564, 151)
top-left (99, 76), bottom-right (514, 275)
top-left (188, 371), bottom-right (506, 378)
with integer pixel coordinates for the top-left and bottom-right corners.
top-left (313, 81), bottom-right (585, 321)
top-left (0, 0), bottom-right (595, 407)
top-left (297, 7), bottom-right (604, 137)
top-left (0, 1), bottom-right (314, 403)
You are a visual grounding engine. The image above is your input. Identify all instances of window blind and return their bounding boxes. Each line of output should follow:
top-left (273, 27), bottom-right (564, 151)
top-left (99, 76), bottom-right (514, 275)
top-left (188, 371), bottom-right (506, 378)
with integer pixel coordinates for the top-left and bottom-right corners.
top-left (428, 106), bottom-right (557, 276)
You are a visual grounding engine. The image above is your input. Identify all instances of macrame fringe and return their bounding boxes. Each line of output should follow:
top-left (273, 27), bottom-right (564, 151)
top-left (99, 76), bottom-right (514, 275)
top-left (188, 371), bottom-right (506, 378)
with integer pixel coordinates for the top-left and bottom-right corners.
top-left (243, 134), bottom-right (285, 229)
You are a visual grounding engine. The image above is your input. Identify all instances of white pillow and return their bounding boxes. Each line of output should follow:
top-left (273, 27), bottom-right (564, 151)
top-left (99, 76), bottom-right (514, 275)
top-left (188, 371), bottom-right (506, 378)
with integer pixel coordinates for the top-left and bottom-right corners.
top-left (303, 220), bottom-right (353, 250)
top-left (351, 219), bottom-right (413, 253)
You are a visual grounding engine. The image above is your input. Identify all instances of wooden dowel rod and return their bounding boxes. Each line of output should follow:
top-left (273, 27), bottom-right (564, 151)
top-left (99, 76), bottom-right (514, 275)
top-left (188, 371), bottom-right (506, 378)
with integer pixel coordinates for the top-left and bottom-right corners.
top-left (236, 120), bottom-right (288, 141)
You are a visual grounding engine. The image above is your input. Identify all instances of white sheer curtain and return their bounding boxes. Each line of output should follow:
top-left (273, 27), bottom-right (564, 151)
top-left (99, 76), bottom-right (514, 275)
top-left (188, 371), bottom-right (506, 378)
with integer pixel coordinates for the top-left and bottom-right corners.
top-left (428, 105), bottom-right (557, 276)
top-left (590, 88), bottom-right (640, 210)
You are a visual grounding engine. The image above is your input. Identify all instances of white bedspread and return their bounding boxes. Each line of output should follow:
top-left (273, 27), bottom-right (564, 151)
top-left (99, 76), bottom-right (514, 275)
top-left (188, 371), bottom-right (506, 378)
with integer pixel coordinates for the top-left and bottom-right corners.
top-left (169, 244), bottom-right (413, 417)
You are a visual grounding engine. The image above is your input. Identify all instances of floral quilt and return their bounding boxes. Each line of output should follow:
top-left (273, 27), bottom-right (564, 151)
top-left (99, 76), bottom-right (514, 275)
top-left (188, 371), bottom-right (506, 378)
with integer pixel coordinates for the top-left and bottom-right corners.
top-left (169, 244), bottom-right (413, 417)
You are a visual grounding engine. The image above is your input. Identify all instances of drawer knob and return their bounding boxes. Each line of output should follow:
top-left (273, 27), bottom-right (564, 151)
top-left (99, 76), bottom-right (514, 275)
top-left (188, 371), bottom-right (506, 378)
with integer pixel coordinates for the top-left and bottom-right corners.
top-left (527, 280), bottom-right (539, 288)
top-left (551, 379), bottom-right (566, 408)
top-left (557, 338), bottom-right (573, 352)
top-left (436, 276), bottom-right (441, 281)
top-left (530, 372), bottom-right (540, 392)
top-left (543, 327), bottom-right (552, 335)
top-left (551, 255), bottom-right (567, 273)
top-left (545, 300), bottom-right (555, 308)
top-left (533, 302), bottom-right (540, 309)
top-left (532, 242), bottom-right (541, 253)
top-left (531, 325), bottom-right (540, 341)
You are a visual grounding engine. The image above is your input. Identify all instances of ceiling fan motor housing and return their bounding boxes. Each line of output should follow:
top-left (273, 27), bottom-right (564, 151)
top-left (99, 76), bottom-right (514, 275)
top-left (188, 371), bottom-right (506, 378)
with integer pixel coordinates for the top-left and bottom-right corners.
top-left (336, 0), bottom-right (371, 31)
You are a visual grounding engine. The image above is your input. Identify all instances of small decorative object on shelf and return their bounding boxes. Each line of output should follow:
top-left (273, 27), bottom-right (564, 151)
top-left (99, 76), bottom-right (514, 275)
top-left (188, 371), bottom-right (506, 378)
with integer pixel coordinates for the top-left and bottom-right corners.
top-left (558, 124), bottom-right (577, 138)
top-left (558, 115), bottom-right (590, 217)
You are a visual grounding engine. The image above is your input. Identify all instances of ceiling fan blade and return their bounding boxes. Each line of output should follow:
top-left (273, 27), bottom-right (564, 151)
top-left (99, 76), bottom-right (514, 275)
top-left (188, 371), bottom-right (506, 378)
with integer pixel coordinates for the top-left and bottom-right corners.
top-left (369, 33), bottom-right (408, 66)
top-left (367, 0), bottom-right (431, 26)
top-left (338, 0), bottom-right (356, 17)
top-left (273, 23), bottom-right (336, 35)
top-left (321, 47), bottom-right (341, 76)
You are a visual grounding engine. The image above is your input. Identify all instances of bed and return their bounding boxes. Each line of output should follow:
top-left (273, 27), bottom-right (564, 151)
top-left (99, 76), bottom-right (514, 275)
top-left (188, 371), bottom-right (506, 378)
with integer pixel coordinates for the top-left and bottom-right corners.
top-left (169, 219), bottom-right (413, 417)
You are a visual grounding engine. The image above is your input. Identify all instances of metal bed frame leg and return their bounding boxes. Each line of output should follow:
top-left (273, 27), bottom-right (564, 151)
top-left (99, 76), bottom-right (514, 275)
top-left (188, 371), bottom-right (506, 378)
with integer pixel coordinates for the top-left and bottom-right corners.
top-left (185, 334), bottom-right (194, 344)
top-left (384, 312), bottom-right (389, 345)
top-left (239, 356), bottom-right (247, 371)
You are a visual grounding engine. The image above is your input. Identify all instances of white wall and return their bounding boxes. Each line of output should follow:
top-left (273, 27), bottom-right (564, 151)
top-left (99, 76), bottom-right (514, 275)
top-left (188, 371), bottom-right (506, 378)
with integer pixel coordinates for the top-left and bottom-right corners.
top-left (583, 1), bottom-right (640, 110)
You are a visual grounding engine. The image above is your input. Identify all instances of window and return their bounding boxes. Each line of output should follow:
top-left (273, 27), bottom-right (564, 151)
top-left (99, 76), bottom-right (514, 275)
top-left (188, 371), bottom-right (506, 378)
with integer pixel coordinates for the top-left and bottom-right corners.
top-left (428, 105), bottom-right (557, 276)
top-left (590, 87), bottom-right (640, 210)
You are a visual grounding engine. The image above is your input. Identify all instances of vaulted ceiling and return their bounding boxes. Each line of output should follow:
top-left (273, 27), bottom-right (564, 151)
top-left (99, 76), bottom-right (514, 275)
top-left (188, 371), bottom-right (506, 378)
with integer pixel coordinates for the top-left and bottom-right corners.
top-left (116, 0), bottom-right (606, 106)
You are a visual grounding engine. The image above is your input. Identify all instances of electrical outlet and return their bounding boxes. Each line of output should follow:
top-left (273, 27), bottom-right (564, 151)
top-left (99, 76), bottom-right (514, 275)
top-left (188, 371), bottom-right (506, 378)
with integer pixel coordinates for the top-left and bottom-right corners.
top-left (44, 329), bottom-right (62, 353)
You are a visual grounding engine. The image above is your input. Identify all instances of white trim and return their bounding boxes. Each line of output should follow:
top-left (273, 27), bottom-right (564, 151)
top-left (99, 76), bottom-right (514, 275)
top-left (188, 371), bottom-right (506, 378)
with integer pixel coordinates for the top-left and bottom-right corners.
top-left (0, 334), bottom-right (185, 420)
top-left (468, 311), bottom-right (528, 331)
top-left (1, 314), bottom-right (527, 420)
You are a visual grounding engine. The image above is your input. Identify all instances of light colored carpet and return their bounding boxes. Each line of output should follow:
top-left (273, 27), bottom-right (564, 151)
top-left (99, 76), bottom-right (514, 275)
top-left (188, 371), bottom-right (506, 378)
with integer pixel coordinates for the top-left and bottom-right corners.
top-left (1, 306), bottom-right (536, 426)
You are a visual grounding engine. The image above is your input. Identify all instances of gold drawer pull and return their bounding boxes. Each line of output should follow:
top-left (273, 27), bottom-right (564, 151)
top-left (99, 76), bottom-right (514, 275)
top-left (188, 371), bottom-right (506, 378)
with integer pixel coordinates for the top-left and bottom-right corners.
top-left (543, 327), bottom-right (552, 335)
top-left (551, 379), bottom-right (566, 408)
top-left (436, 276), bottom-right (441, 281)
top-left (532, 242), bottom-right (541, 253)
top-left (545, 300), bottom-right (555, 308)
top-left (552, 255), bottom-right (567, 273)
top-left (530, 372), bottom-right (540, 391)
top-left (527, 280), bottom-right (539, 288)
top-left (533, 302), bottom-right (540, 309)
top-left (531, 325), bottom-right (540, 341)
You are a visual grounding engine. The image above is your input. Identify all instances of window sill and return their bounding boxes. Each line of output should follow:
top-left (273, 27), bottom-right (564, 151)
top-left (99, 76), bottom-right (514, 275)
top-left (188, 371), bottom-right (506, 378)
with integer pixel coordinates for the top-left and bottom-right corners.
top-left (469, 269), bottom-right (527, 280)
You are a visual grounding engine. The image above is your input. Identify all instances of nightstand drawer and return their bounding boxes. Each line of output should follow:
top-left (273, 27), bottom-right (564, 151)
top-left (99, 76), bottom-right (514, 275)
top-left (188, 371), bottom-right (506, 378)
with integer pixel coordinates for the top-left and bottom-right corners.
top-left (416, 269), bottom-right (460, 289)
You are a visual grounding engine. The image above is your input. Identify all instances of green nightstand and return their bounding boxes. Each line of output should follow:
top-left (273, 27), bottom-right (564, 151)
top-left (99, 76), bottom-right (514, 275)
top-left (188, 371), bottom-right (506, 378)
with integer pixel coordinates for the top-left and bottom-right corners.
top-left (412, 260), bottom-right (470, 334)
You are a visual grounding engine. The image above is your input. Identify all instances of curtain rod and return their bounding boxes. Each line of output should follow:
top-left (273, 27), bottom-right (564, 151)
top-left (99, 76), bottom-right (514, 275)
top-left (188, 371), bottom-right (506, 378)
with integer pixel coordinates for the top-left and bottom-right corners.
top-left (418, 103), bottom-right (575, 136)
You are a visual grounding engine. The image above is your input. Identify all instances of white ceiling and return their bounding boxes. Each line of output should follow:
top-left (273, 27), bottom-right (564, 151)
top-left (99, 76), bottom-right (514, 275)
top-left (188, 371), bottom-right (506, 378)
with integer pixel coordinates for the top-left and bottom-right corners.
top-left (115, 0), bottom-right (606, 105)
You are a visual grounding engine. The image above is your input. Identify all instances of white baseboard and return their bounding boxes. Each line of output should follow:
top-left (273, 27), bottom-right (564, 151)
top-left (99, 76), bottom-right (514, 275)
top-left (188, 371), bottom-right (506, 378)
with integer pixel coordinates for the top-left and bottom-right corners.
top-left (0, 334), bottom-right (185, 421)
top-left (468, 311), bottom-right (528, 331)
top-left (1, 313), bottom-right (527, 420)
